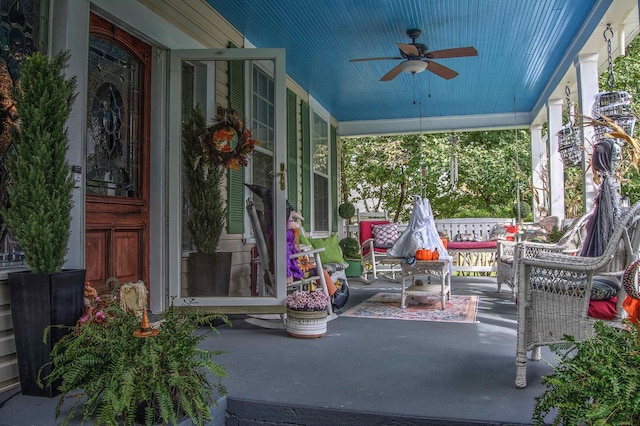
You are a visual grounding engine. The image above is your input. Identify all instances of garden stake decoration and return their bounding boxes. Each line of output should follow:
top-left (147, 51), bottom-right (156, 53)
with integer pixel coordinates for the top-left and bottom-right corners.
top-left (134, 309), bottom-right (159, 338)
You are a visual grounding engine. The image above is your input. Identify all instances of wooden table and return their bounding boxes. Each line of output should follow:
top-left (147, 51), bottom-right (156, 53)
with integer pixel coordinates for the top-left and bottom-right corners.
top-left (382, 259), bottom-right (451, 309)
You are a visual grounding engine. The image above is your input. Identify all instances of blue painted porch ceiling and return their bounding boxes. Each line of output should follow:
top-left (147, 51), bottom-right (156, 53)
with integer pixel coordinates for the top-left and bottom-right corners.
top-left (206, 0), bottom-right (598, 122)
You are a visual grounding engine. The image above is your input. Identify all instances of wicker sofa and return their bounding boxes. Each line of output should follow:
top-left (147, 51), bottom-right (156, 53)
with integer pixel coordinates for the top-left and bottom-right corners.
top-left (515, 202), bottom-right (640, 388)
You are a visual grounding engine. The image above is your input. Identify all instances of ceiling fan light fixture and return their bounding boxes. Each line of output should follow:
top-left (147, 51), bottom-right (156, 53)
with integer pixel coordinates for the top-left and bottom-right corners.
top-left (401, 60), bottom-right (428, 74)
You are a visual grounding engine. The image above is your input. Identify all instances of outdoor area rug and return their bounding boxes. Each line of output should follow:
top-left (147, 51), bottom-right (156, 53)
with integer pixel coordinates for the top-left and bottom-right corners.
top-left (341, 292), bottom-right (479, 323)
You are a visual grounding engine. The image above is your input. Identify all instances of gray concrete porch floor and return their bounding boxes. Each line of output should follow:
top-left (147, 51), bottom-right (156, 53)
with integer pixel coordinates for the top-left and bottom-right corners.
top-left (0, 275), bottom-right (558, 425)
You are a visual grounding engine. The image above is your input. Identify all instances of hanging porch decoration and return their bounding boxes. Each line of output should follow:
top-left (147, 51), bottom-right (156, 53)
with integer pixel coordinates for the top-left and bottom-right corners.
top-left (557, 86), bottom-right (582, 167)
top-left (591, 24), bottom-right (636, 146)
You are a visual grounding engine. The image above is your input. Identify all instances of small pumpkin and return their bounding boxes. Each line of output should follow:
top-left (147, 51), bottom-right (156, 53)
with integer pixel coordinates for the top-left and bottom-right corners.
top-left (432, 249), bottom-right (440, 260)
top-left (415, 248), bottom-right (432, 261)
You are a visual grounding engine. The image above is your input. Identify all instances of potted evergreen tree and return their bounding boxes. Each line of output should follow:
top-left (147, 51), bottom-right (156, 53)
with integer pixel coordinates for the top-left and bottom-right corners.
top-left (1, 51), bottom-right (85, 397)
top-left (338, 202), bottom-right (362, 277)
top-left (182, 106), bottom-right (257, 296)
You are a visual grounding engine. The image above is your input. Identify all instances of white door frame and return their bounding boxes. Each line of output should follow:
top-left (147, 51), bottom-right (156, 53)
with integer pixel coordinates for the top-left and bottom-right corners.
top-left (168, 48), bottom-right (287, 308)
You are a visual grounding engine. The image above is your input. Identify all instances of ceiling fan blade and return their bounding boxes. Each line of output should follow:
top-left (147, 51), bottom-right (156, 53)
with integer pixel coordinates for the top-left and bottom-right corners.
top-left (427, 46), bottom-right (478, 59)
top-left (380, 63), bottom-right (404, 81)
top-left (349, 57), bottom-right (403, 62)
top-left (426, 60), bottom-right (458, 80)
top-left (397, 43), bottom-right (419, 56)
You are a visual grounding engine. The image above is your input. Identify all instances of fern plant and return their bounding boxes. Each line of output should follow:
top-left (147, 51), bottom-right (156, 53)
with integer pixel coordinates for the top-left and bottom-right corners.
top-left (532, 321), bottom-right (640, 425)
top-left (42, 298), bottom-right (229, 426)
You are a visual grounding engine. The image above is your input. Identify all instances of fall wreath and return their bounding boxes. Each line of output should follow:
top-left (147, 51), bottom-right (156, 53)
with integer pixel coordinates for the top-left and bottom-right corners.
top-left (201, 106), bottom-right (259, 170)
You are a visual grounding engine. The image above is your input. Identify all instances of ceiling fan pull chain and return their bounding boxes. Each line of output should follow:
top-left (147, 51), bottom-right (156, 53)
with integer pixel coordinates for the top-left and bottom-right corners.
top-left (604, 24), bottom-right (615, 89)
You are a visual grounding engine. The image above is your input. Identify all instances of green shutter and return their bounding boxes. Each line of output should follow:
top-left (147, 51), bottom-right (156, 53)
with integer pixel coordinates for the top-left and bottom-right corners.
top-left (331, 125), bottom-right (338, 232)
top-left (227, 42), bottom-right (245, 234)
top-left (287, 89), bottom-right (298, 210)
top-left (300, 100), bottom-right (311, 229)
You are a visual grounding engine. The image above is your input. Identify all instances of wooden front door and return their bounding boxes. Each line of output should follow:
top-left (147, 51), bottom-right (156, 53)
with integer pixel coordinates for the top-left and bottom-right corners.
top-left (85, 14), bottom-right (151, 295)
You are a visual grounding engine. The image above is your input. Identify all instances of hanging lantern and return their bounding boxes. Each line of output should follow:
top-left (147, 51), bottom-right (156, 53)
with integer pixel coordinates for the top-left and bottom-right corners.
top-left (557, 124), bottom-right (582, 167)
top-left (592, 91), bottom-right (635, 145)
top-left (557, 86), bottom-right (582, 167)
top-left (591, 25), bottom-right (636, 146)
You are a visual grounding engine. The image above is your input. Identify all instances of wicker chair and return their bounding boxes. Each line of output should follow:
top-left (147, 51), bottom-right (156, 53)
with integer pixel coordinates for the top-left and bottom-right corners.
top-left (496, 212), bottom-right (591, 299)
top-left (515, 202), bottom-right (640, 388)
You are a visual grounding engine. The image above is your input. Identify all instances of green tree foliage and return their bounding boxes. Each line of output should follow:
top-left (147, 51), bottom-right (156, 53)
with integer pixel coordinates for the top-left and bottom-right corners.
top-left (2, 51), bottom-right (76, 273)
top-left (342, 129), bottom-right (531, 221)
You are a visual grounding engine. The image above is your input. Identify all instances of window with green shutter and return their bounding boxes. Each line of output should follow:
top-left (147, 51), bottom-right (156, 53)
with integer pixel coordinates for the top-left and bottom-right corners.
top-left (311, 112), bottom-right (330, 233)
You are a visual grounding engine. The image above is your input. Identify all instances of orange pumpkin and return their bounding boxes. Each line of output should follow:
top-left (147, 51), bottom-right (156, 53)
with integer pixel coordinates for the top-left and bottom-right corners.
top-left (415, 249), bottom-right (432, 261)
top-left (432, 249), bottom-right (440, 260)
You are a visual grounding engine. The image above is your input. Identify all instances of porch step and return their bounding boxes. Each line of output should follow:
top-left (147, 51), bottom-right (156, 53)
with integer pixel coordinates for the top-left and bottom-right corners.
top-left (225, 398), bottom-right (529, 426)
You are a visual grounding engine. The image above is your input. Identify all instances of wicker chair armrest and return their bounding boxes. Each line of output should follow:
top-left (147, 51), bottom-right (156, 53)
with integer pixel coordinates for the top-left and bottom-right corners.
top-left (561, 247), bottom-right (581, 255)
top-left (517, 241), bottom-right (565, 259)
top-left (497, 240), bottom-right (516, 257)
top-left (521, 251), bottom-right (603, 271)
top-left (518, 241), bottom-right (563, 250)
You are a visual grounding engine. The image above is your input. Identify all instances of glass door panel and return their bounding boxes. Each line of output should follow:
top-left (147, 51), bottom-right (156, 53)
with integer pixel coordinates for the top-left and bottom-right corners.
top-left (168, 49), bottom-right (286, 310)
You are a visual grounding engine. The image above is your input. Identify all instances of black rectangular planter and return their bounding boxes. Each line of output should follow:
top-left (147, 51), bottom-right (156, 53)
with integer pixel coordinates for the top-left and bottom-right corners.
top-left (187, 252), bottom-right (231, 297)
top-left (9, 269), bottom-right (86, 397)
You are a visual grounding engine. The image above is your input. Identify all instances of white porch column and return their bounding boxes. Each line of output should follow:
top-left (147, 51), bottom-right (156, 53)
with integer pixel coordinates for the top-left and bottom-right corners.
top-left (547, 99), bottom-right (565, 222)
top-left (530, 124), bottom-right (547, 221)
top-left (575, 53), bottom-right (599, 213)
top-left (49, 0), bottom-right (91, 270)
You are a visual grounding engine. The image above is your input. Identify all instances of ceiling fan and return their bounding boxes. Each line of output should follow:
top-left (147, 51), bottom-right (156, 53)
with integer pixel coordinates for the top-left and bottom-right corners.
top-left (350, 29), bottom-right (478, 81)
